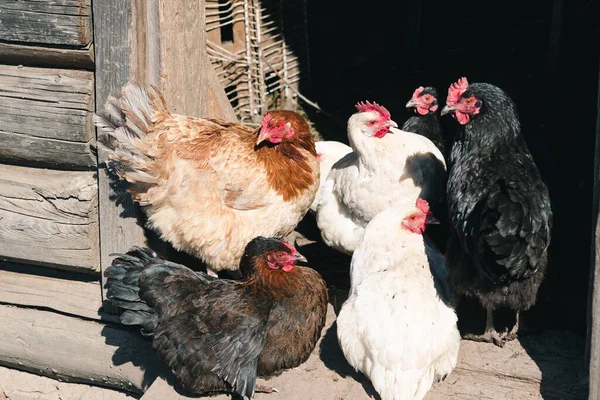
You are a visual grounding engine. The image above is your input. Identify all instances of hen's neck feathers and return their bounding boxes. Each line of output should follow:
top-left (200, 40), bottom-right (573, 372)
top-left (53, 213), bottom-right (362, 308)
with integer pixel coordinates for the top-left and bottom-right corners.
top-left (452, 84), bottom-right (523, 161)
top-left (402, 112), bottom-right (438, 135)
top-left (255, 129), bottom-right (317, 201)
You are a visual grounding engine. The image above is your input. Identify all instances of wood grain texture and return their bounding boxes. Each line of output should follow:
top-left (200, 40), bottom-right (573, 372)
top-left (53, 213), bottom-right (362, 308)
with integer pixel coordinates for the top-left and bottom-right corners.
top-left (0, 365), bottom-right (133, 400)
top-left (0, 264), bottom-right (118, 322)
top-left (158, 0), bottom-right (205, 117)
top-left (158, 0), bottom-right (236, 122)
top-left (0, 0), bottom-right (92, 47)
top-left (203, 58), bottom-right (239, 122)
top-left (0, 42), bottom-right (94, 70)
top-left (0, 164), bottom-right (99, 273)
top-left (93, 0), bottom-right (148, 303)
top-left (0, 64), bottom-right (96, 170)
top-left (0, 305), bottom-right (162, 394)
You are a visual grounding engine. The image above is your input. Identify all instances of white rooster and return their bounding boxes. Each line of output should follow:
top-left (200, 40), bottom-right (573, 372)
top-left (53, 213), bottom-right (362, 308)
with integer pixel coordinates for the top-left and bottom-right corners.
top-left (309, 140), bottom-right (352, 213)
top-left (315, 101), bottom-right (446, 255)
top-left (337, 199), bottom-right (460, 400)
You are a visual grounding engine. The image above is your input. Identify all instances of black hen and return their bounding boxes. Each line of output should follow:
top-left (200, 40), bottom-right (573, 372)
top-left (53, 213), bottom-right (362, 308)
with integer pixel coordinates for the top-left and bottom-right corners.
top-left (441, 78), bottom-right (552, 347)
top-left (104, 237), bottom-right (328, 398)
top-left (403, 86), bottom-right (446, 158)
top-left (404, 85), bottom-right (449, 252)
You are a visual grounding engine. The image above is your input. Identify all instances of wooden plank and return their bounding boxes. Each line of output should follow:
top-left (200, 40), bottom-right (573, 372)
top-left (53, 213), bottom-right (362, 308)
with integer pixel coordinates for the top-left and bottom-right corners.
top-left (93, 0), bottom-right (148, 304)
top-left (0, 64), bottom-right (96, 170)
top-left (0, 42), bottom-right (94, 70)
top-left (0, 0), bottom-right (92, 47)
top-left (0, 164), bottom-right (99, 274)
top-left (157, 0), bottom-right (237, 122)
top-left (0, 263), bottom-right (118, 322)
top-left (587, 55), bottom-right (600, 400)
top-left (0, 365), bottom-right (132, 400)
top-left (203, 58), bottom-right (239, 122)
top-left (0, 305), bottom-right (162, 394)
top-left (157, 0), bottom-right (205, 117)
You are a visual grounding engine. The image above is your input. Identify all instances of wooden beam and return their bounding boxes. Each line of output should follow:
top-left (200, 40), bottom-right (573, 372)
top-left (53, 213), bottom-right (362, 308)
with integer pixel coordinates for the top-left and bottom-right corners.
top-left (0, 0), bottom-right (92, 47)
top-left (0, 164), bottom-right (99, 274)
top-left (0, 305), bottom-right (162, 394)
top-left (157, 0), bottom-right (206, 117)
top-left (0, 365), bottom-right (132, 400)
top-left (157, 0), bottom-right (237, 121)
top-left (0, 263), bottom-right (118, 322)
top-left (587, 55), bottom-right (600, 400)
top-left (0, 65), bottom-right (96, 170)
top-left (0, 42), bottom-right (94, 70)
top-left (93, 0), bottom-right (148, 304)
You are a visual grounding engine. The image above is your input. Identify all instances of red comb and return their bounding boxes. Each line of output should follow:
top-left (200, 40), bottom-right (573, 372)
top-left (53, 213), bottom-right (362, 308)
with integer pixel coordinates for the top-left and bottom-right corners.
top-left (447, 77), bottom-right (469, 105)
top-left (261, 113), bottom-right (273, 130)
top-left (282, 241), bottom-right (297, 253)
top-left (411, 86), bottom-right (424, 100)
top-left (416, 198), bottom-right (430, 215)
top-left (355, 101), bottom-right (391, 120)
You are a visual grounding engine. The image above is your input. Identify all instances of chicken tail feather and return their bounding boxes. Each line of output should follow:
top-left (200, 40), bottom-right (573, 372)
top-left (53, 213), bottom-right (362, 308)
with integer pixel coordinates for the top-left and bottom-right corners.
top-left (94, 82), bottom-right (169, 189)
top-left (104, 246), bottom-right (161, 335)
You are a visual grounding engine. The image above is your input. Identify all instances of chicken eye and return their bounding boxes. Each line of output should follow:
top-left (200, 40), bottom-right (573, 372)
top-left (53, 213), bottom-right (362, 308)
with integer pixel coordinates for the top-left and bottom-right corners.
top-left (410, 215), bottom-right (417, 221)
top-left (276, 252), bottom-right (285, 259)
top-left (424, 96), bottom-right (431, 102)
top-left (367, 120), bottom-right (376, 126)
top-left (277, 122), bottom-right (283, 128)
top-left (465, 98), bottom-right (473, 105)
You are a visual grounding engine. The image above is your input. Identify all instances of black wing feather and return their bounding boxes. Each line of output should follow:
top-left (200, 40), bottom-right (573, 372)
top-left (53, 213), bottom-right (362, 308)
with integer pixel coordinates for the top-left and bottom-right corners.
top-left (455, 175), bottom-right (551, 284)
top-left (139, 263), bottom-right (270, 398)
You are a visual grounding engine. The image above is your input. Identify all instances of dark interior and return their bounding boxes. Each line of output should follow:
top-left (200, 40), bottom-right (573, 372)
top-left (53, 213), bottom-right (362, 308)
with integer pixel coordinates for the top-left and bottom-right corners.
top-left (292, 0), bottom-right (599, 336)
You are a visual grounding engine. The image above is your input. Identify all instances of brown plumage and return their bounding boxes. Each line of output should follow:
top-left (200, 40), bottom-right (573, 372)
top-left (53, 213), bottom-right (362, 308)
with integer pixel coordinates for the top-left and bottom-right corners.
top-left (103, 237), bottom-right (328, 398)
top-left (94, 83), bottom-right (319, 275)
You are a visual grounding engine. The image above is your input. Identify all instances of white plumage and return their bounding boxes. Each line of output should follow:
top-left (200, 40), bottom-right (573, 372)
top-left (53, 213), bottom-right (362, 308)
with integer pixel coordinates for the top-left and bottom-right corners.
top-left (309, 140), bottom-right (353, 213)
top-left (315, 105), bottom-right (446, 255)
top-left (336, 202), bottom-right (460, 400)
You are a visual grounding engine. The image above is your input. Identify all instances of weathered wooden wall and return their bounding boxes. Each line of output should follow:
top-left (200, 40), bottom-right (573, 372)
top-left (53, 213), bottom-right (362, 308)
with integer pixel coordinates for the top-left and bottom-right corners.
top-left (0, 65), bottom-right (96, 170)
top-left (0, 2), bottom-right (100, 279)
top-left (0, 0), bottom-right (235, 396)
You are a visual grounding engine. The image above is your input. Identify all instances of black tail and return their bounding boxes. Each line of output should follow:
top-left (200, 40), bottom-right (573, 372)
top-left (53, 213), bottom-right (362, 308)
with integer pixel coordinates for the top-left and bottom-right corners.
top-left (104, 246), bottom-right (160, 335)
top-left (105, 246), bottom-right (216, 336)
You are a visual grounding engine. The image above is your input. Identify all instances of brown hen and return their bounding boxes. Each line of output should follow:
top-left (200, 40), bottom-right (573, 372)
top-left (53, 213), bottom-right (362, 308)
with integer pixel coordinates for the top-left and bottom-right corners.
top-left (94, 83), bottom-right (319, 275)
top-left (104, 237), bottom-right (328, 398)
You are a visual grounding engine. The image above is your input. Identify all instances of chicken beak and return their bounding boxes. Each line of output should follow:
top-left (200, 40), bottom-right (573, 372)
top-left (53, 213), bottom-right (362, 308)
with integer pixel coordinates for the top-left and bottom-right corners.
top-left (440, 104), bottom-right (455, 116)
top-left (426, 214), bottom-right (440, 225)
top-left (294, 252), bottom-right (308, 263)
top-left (405, 99), bottom-right (418, 108)
top-left (388, 119), bottom-right (399, 128)
top-left (256, 129), bottom-right (270, 146)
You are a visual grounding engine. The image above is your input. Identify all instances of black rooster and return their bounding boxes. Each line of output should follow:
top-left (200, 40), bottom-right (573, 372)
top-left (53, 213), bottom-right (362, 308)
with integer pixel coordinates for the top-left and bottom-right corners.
top-left (441, 77), bottom-right (552, 347)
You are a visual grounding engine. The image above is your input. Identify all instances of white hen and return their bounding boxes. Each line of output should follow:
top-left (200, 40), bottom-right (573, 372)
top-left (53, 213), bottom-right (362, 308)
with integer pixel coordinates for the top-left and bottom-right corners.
top-left (315, 101), bottom-right (446, 255)
top-left (337, 199), bottom-right (460, 400)
top-left (309, 140), bottom-right (353, 213)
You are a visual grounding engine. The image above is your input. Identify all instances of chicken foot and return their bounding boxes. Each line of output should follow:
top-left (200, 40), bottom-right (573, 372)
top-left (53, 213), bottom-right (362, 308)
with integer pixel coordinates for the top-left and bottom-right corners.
top-left (462, 308), bottom-right (505, 348)
top-left (502, 311), bottom-right (520, 342)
